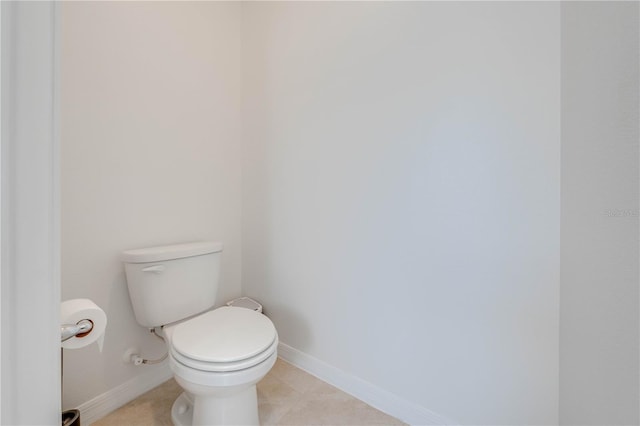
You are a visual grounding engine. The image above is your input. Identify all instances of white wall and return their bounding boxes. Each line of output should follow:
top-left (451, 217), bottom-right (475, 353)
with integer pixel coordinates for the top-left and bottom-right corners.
top-left (560, 2), bottom-right (639, 424)
top-left (60, 3), bottom-right (639, 424)
top-left (60, 2), bottom-right (242, 410)
top-left (242, 3), bottom-right (560, 424)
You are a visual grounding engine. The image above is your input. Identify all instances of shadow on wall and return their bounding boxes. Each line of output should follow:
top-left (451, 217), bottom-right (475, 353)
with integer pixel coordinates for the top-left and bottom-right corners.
top-left (263, 303), bottom-right (312, 352)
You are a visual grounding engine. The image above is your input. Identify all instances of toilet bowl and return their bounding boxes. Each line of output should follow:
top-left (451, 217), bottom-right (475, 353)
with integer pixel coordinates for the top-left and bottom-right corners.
top-left (163, 306), bottom-right (278, 426)
top-left (121, 242), bottom-right (278, 426)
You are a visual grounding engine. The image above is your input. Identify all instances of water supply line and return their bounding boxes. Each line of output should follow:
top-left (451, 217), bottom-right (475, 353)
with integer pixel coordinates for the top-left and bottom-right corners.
top-left (132, 328), bottom-right (168, 366)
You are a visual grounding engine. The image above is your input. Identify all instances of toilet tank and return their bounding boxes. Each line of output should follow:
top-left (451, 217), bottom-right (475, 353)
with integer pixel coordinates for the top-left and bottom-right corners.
top-left (122, 241), bottom-right (223, 328)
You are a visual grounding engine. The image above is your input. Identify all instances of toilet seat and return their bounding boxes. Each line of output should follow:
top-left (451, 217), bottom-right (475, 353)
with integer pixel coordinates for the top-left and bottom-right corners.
top-left (170, 337), bottom-right (277, 372)
top-left (167, 307), bottom-right (277, 373)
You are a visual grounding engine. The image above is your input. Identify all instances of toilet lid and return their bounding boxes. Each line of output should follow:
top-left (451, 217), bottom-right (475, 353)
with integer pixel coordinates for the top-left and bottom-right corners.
top-left (171, 306), bottom-right (277, 363)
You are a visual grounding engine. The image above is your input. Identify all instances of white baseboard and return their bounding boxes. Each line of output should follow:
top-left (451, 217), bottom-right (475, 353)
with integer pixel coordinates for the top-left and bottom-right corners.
top-left (277, 342), bottom-right (455, 426)
top-left (75, 365), bottom-right (173, 425)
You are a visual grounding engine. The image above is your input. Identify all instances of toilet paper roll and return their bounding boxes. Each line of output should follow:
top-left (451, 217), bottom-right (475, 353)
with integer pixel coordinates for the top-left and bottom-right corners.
top-left (61, 298), bottom-right (107, 352)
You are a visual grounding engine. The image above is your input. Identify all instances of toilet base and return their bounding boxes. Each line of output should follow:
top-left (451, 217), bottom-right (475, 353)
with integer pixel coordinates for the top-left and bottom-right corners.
top-left (171, 392), bottom-right (194, 426)
top-left (171, 386), bottom-right (259, 426)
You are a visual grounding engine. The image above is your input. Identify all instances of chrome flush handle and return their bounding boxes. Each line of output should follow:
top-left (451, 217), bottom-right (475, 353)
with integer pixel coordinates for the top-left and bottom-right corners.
top-left (142, 265), bottom-right (165, 273)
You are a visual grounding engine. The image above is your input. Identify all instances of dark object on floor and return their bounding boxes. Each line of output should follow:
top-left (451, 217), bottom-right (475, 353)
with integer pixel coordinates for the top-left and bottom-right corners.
top-left (62, 409), bottom-right (80, 426)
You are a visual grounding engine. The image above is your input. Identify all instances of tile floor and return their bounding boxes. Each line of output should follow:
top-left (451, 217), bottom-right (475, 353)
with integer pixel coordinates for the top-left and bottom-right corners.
top-left (92, 358), bottom-right (405, 426)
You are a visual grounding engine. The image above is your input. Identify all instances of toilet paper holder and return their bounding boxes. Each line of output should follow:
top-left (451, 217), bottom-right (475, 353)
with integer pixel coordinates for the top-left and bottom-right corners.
top-left (60, 319), bottom-right (93, 342)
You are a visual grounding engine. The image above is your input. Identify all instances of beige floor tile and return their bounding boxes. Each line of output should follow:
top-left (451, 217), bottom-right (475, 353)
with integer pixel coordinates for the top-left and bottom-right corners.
top-left (270, 359), bottom-right (323, 394)
top-left (278, 393), bottom-right (403, 426)
top-left (278, 397), bottom-right (360, 425)
top-left (305, 379), bottom-right (354, 401)
top-left (352, 405), bottom-right (406, 426)
top-left (257, 374), bottom-right (302, 404)
top-left (258, 400), bottom-right (296, 426)
top-left (91, 358), bottom-right (405, 426)
top-left (92, 379), bottom-right (182, 426)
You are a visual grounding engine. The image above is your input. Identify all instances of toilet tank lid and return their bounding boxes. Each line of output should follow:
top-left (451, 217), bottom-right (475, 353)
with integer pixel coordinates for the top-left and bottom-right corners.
top-left (121, 241), bottom-right (223, 263)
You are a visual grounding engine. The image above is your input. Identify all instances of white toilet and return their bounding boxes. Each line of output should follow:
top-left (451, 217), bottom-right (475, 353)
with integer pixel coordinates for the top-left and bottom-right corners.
top-left (122, 241), bottom-right (278, 426)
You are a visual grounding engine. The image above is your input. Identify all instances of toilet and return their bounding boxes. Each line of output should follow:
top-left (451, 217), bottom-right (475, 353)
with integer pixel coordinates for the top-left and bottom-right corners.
top-left (122, 241), bottom-right (278, 426)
